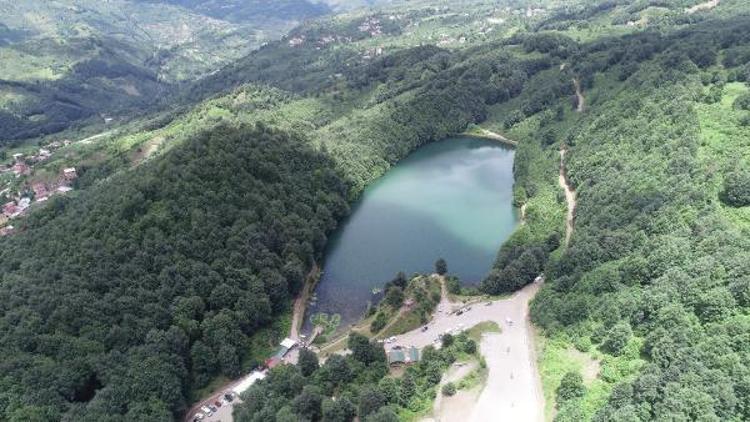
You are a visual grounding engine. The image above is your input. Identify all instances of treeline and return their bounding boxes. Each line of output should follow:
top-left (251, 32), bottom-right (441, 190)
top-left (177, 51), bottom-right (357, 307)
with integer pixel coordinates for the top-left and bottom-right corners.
top-left (0, 124), bottom-right (350, 420)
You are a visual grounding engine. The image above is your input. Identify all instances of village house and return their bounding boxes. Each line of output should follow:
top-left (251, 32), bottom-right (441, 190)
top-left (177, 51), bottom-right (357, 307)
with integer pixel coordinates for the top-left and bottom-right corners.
top-left (17, 198), bottom-right (31, 212)
top-left (3, 201), bottom-right (17, 217)
top-left (12, 162), bottom-right (30, 176)
top-left (0, 225), bottom-right (14, 236)
top-left (32, 182), bottom-right (48, 200)
top-left (63, 167), bottom-right (78, 181)
top-left (12, 153), bottom-right (24, 163)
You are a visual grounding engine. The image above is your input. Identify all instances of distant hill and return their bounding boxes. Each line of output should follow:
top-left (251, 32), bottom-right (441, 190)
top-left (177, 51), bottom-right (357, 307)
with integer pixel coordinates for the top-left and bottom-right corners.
top-left (0, 0), bottom-right (336, 143)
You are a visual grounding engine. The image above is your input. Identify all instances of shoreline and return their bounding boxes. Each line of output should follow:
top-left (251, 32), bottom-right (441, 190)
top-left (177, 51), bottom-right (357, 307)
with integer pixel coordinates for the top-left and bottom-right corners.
top-left (462, 128), bottom-right (519, 148)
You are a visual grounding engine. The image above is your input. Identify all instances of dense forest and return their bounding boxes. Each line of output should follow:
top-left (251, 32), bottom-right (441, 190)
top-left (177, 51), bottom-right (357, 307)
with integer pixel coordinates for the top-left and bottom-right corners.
top-left (2, 0), bottom-right (750, 421)
top-left (0, 124), bottom-right (350, 419)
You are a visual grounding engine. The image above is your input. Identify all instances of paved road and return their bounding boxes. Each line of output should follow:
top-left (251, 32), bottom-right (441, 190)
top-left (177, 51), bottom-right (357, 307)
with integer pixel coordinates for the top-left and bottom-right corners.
top-left (391, 279), bottom-right (544, 422)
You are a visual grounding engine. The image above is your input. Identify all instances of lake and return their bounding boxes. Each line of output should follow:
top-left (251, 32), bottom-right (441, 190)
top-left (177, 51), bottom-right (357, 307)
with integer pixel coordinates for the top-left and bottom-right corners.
top-left (305, 136), bottom-right (518, 332)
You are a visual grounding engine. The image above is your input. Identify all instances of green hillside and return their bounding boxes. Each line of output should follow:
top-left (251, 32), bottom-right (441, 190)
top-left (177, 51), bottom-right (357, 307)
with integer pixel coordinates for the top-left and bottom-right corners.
top-left (0, 0), bottom-right (337, 143)
top-left (1, 0), bottom-right (750, 421)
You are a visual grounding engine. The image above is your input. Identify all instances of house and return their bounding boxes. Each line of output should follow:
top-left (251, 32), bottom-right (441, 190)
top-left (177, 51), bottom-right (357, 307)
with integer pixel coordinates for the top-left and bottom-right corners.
top-left (63, 167), bottom-right (78, 180)
top-left (387, 346), bottom-right (420, 366)
top-left (32, 182), bottom-right (48, 198)
top-left (265, 356), bottom-right (283, 369)
top-left (12, 163), bottom-right (30, 176)
top-left (17, 197), bottom-right (31, 211)
top-left (274, 338), bottom-right (298, 359)
top-left (12, 153), bottom-right (24, 163)
top-left (3, 202), bottom-right (17, 217)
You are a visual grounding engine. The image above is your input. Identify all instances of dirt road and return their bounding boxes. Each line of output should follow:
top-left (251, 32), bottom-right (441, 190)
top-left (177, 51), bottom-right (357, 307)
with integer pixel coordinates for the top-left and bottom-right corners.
top-left (392, 280), bottom-right (544, 422)
top-left (558, 147), bottom-right (576, 247)
top-left (573, 78), bottom-right (585, 113)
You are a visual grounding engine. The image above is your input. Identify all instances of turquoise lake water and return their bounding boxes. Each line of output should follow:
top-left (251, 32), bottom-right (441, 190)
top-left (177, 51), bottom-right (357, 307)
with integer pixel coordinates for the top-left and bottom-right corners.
top-left (305, 136), bottom-right (518, 331)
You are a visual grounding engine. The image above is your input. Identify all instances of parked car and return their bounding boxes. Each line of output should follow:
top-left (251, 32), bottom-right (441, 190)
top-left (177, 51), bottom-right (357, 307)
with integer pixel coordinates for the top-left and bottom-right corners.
top-left (209, 405), bottom-right (218, 412)
top-left (200, 406), bottom-right (213, 416)
top-left (193, 412), bottom-right (205, 421)
top-left (455, 310), bottom-right (463, 316)
top-left (224, 393), bottom-right (234, 402)
top-left (214, 400), bottom-right (222, 407)
top-left (421, 326), bottom-right (429, 332)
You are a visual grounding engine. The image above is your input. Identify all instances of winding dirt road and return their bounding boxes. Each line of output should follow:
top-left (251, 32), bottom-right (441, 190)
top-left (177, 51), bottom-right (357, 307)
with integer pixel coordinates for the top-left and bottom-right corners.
top-left (559, 147), bottom-right (576, 247)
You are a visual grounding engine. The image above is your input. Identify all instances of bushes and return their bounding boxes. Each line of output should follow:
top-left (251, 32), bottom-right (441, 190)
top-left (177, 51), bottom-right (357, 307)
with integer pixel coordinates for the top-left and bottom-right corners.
top-left (441, 382), bottom-right (456, 396)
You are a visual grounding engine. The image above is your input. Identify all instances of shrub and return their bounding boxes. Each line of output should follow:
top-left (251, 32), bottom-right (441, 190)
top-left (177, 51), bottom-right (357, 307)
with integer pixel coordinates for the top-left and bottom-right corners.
top-left (556, 371), bottom-right (585, 404)
top-left (442, 382), bottom-right (456, 396)
top-left (370, 312), bottom-right (388, 333)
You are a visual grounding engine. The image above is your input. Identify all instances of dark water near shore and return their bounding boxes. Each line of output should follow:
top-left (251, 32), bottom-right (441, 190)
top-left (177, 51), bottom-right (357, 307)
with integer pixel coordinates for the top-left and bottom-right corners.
top-left (304, 137), bottom-right (518, 333)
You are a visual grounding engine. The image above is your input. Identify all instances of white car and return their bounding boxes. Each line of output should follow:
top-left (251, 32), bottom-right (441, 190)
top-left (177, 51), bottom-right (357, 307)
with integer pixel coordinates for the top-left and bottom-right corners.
top-left (193, 413), bottom-right (205, 421)
top-left (200, 406), bottom-right (213, 416)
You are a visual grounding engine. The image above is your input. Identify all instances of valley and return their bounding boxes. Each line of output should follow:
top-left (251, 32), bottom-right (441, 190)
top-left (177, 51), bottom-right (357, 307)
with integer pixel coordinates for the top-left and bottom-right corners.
top-left (1, 1), bottom-right (750, 421)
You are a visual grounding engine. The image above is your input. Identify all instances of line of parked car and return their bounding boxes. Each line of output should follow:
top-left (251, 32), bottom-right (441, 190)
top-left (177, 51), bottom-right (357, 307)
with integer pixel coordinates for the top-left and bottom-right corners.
top-left (192, 392), bottom-right (235, 421)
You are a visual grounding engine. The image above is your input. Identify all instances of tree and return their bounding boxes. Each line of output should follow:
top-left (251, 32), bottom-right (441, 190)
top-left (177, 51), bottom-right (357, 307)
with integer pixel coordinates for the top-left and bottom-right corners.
top-left (463, 339), bottom-right (477, 355)
top-left (364, 406), bottom-right (399, 422)
top-left (391, 272), bottom-right (407, 289)
top-left (298, 348), bottom-right (320, 377)
top-left (556, 371), bottom-right (585, 404)
top-left (370, 312), bottom-right (388, 333)
top-left (441, 333), bottom-right (454, 348)
top-left (293, 386), bottom-right (323, 421)
top-left (445, 276), bottom-right (461, 295)
top-left (322, 397), bottom-right (356, 422)
top-left (722, 170), bottom-right (750, 207)
top-left (435, 258), bottom-right (448, 275)
top-left (601, 322), bottom-right (632, 356)
top-left (442, 382), bottom-right (456, 396)
top-left (348, 333), bottom-right (385, 366)
top-left (358, 387), bottom-right (386, 418)
top-left (384, 287), bottom-right (404, 309)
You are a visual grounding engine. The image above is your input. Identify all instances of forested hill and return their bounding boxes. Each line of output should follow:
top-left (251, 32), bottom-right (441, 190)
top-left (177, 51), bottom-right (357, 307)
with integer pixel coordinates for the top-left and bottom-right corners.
top-left (2, 0), bottom-right (750, 421)
top-left (0, 124), bottom-right (350, 419)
